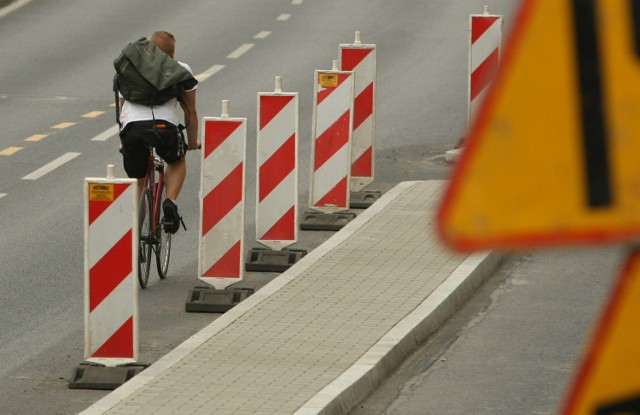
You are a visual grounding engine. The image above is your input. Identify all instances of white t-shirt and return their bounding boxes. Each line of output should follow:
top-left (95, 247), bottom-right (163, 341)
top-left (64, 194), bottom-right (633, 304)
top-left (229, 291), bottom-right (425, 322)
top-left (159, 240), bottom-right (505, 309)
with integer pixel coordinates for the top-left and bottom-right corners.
top-left (119, 61), bottom-right (196, 128)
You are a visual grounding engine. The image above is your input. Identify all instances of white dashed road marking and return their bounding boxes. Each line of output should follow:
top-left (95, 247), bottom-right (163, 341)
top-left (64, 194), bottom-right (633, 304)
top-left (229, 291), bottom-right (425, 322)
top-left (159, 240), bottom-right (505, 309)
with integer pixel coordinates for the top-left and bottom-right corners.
top-left (254, 31), bottom-right (272, 39)
top-left (227, 43), bottom-right (254, 59)
top-left (196, 64), bottom-right (226, 82)
top-left (91, 125), bottom-right (119, 142)
top-left (22, 152), bottom-right (81, 180)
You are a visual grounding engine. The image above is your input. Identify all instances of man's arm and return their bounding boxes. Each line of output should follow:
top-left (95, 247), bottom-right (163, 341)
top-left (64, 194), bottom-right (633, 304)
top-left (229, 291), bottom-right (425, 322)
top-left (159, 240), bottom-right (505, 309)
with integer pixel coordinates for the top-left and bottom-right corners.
top-left (180, 89), bottom-right (199, 150)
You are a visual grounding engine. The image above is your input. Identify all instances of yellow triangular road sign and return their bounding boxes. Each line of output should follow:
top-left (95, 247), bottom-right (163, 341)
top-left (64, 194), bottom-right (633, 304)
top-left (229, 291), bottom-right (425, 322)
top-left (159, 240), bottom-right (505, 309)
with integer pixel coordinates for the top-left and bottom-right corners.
top-left (439, 0), bottom-right (640, 251)
top-left (563, 248), bottom-right (640, 414)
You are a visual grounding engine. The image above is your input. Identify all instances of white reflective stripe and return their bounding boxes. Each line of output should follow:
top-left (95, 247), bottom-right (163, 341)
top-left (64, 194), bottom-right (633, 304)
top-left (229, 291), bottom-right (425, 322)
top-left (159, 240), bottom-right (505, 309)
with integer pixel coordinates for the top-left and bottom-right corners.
top-left (315, 76), bottom-right (353, 137)
top-left (312, 145), bottom-right (349, 205)
top-left (88, 184), bottom-right (135, 269)
top-left (347, 50), bottom-right (375, 96)
top-left (470, 87), bottom-right (490, 119)
top-left (351, 116), bottom-right (373, 161)
top-left (257, 171), bottom-right (296, 238)
top-left (202, 123), bottom-right (245, 192)
top-left (471, 18), bottom-right (502, 72)
top-left (259, 98), bottom-right (297, 162)
top-left (200, 203), bottom-right (243, 274)
top-left (88, 274), bottom-right (135, 356)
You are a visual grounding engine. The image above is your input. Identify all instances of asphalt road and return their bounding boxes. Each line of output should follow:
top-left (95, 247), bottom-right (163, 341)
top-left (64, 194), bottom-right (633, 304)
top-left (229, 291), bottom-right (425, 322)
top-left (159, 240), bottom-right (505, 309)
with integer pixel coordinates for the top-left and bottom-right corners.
top-left (0, 0), bottom-right (524, 414)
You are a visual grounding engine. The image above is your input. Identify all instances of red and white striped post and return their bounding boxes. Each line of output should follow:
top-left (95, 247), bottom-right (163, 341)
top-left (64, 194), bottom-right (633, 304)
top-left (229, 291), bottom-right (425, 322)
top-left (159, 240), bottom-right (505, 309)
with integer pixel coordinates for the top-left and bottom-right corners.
top-left (340, 31), bottom-right (376, 193)
top-left (468, 6), bottom-right (503, 128)
top-left (309, 61), bottom-right (355, 213)
top-left (83, 167), bottom-right (138, 365)
top-left (256, 76), bottom-right (298, 250)
top-left (199, 100), bottom-right (247, 289)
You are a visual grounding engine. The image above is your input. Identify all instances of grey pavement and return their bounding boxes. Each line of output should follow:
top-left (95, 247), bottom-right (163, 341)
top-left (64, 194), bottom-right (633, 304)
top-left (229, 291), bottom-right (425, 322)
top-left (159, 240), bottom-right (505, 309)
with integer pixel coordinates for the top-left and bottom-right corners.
top-left (79, 180), bottom-right (503, 415)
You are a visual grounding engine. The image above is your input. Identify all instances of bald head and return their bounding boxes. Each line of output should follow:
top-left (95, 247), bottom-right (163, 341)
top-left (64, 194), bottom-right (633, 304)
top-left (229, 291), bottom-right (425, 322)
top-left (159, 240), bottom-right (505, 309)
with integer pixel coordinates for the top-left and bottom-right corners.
top-left (150, 31), bottom-right (176, 58)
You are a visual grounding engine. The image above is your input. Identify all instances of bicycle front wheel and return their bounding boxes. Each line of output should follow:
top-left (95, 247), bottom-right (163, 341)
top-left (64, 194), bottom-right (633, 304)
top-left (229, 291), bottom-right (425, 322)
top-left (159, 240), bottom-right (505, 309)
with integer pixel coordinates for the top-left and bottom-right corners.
top-left (138, 187), bottom-right (152, 288)
top-left (156, 183), bottom-right (171, 279)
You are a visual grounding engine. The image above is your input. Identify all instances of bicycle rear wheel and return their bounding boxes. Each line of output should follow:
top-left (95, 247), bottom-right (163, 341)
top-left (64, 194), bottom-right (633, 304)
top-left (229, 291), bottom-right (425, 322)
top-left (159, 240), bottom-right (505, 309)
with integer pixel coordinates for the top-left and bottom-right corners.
top-left (156, 183), bottom-right (171, 279)
top-left (138, 187), bottom-right (153, 288)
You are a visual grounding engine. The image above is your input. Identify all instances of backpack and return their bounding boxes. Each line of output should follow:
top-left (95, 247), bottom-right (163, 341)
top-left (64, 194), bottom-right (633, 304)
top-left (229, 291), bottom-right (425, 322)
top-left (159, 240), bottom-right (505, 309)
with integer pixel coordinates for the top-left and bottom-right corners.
top-left (113, 37), bottom-right (198, 124)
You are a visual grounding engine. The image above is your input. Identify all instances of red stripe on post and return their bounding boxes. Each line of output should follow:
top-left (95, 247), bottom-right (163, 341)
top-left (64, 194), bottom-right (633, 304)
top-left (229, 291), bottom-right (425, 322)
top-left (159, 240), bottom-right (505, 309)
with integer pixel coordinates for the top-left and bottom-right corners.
top-left (261, 206), bottom-right (295, 241)
top-left (341, 48), bottom-right (373, 71)
top-left (89, 230), bottom-right (132, 312)
top-left (315, 177), bottom-right (348, 207)
top-left (471, 16), bottom-right (500, 43)
top-left (202, 241), bottom-right (241, 278)
top-left (259, 134), bottom-right (296, 202)
top-left (353, 83), bottom-right (374, 130)
top-left (204, 120), bottom-right (243, 158)
top-left (351, 147), bottom-right (373, 177)
top-left (202, 163), bottom-right (244, 235)
top-left (470, 48), bottom-right (500, 100)
top-left (314, 110), bottom-right (351, 170)
top-left (260, 95), bottom-right (295, 130)
top-left (91, 317), bottom-right (134, 358)
top-left (88, 183), bottom-right (131, 225)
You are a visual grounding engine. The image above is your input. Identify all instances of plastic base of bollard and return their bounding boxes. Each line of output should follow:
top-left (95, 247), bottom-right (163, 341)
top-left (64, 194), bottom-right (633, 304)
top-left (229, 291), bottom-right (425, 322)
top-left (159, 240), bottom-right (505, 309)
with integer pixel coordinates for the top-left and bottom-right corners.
top-left (349, 190), bottom-right (381, 209)
top-left (245, 247), bottom-right (307, 272)
top-left (185, 287), bottom-right (254, 313)
top-left (69, 362), bottom-right (148, 390)
top-left (299, 211), bottom-right (356, 231)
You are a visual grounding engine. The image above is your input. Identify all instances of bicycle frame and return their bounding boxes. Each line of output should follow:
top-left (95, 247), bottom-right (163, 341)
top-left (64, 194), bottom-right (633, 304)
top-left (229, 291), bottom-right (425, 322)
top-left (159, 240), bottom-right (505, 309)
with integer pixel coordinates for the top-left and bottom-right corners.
top-left (143, 149), bottom-right (166, 236)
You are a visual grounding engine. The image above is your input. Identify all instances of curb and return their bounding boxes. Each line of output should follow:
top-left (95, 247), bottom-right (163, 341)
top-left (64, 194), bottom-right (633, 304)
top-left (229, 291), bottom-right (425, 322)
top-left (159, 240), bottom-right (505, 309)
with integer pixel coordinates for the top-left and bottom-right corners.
top-left (295, 250), bottom-right (504, 414)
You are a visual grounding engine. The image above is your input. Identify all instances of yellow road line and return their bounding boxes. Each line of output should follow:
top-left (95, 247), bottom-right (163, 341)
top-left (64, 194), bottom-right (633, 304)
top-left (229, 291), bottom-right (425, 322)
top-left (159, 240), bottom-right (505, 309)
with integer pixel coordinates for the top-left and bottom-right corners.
top-left (82, 111), bottom-right (105, 118)
top-left (25, 134), bottom-right (48, 142)
top-left (52, 122), bottom-right (77, 129)
top-left (0, 147), bottom-right (23, 156)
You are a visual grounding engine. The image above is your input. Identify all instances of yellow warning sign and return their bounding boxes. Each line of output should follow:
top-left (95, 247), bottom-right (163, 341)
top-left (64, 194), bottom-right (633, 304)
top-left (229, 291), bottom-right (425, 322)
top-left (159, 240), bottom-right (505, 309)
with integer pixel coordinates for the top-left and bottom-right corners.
top-left (438, 0), bottom-right (640, 251)
top-left (88, 183), bottom-right (114, 202)
top-left (318, 73), bottom-right (338, 88)
top-left (563, 249), bottom-right (640, 414)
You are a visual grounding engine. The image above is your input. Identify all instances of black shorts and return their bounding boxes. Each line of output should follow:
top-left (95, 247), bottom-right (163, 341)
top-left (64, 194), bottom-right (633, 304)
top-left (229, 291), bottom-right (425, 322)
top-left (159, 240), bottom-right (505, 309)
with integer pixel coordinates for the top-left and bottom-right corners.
top-left (120, 120), bottom-right (187, 179)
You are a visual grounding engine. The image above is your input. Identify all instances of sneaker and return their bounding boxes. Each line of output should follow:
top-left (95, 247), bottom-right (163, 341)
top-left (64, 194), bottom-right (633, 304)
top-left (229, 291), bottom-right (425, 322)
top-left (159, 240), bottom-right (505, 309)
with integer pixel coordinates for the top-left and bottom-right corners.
top-left (162, 199), bottom-right (182, 234)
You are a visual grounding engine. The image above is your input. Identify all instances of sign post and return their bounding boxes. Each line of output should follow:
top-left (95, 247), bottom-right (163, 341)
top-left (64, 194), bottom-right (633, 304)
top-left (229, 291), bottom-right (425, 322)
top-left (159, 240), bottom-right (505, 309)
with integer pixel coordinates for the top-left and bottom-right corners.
top-left (186, 101), bottom-right (253, 313)
top-left (301, 61), bottom-right (356, 231)
top-left (70, 165), bottom-right (146, 390)
top-left (246, 76), bottom-right (306, 272)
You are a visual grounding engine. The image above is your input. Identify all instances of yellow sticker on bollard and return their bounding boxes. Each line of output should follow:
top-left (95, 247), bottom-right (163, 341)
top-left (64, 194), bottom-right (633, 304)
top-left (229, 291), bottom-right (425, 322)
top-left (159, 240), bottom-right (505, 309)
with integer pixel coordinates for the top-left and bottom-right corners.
top-left (318, 73), bottom-right (338, 88)
top-left (89, 183), bottom-right (114, 202)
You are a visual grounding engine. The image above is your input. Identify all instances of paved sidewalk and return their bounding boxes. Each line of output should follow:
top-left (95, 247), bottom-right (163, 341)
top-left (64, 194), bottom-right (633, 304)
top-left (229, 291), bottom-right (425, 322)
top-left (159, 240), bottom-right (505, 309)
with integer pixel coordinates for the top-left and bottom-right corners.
top-left (80, 180), bottom-right (502, 415)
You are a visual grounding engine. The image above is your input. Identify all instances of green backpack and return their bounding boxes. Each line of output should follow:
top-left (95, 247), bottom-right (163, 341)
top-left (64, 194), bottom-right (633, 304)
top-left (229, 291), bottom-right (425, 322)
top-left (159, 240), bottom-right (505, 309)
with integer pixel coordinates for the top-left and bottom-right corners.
top-left (113, 37), bottom-right (198, 108)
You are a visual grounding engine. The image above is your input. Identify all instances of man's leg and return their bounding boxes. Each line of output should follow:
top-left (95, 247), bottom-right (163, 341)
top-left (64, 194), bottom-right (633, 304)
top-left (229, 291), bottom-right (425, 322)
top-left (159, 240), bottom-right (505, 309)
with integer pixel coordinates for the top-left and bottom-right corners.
top-left (136, 178), bottom-right (145, 202)
top-left (164, 158), bottom-right (186, 201)
top-left (162, 157), bottom-right (186, 234)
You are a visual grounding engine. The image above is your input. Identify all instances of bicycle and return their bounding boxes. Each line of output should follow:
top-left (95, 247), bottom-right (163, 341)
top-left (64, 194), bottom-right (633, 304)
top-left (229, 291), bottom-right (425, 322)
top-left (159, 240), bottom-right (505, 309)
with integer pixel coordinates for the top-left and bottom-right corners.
top-left (138, 143), bottom-right (172, 288)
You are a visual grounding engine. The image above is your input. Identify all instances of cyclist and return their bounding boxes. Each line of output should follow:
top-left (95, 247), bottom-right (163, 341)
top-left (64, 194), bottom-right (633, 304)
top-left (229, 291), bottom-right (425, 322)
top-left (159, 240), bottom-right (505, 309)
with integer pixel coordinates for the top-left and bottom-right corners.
top-left (118, 30), bottom-right (199, 234)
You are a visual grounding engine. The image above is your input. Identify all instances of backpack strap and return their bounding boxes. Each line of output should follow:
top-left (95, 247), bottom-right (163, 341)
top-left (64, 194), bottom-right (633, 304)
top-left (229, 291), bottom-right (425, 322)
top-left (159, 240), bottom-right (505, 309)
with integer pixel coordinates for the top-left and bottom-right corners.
top-left (113, 74), bottom-right (122, 129)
